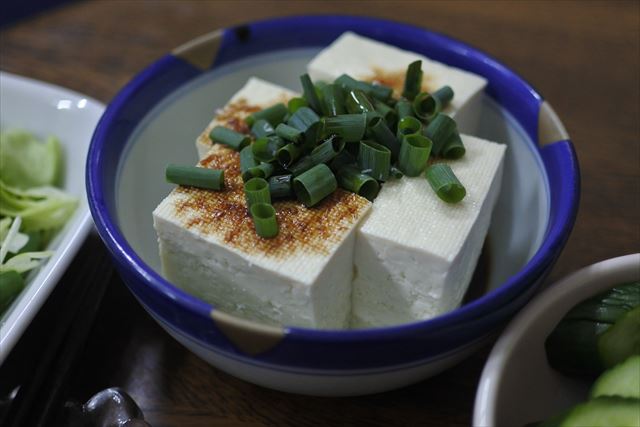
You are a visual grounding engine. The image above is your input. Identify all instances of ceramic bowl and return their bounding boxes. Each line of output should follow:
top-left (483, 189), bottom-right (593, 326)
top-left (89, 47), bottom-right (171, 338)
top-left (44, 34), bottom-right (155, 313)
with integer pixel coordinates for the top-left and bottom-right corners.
top-left (86, 16), bottom-right (579, 396)
top-left (474, 253), bottom-right (640, 426)
top-left (0, 72), bottom-right (104, 363)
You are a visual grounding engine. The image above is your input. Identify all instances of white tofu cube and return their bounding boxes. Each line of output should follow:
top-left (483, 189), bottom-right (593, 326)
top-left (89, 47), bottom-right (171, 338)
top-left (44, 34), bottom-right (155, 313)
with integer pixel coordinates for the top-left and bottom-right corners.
top-left (352, 135), bottom-right (506, 327)
top-left (307, 32), bottom-right (487, 132)
top-left (195, 77), bottom-right (298, 158)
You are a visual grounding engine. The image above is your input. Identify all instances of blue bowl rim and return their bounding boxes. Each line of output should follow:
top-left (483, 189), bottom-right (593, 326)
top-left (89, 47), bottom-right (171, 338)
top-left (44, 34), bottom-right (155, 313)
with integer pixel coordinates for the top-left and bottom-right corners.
top-left (87, 14), bottom-right (578, 342)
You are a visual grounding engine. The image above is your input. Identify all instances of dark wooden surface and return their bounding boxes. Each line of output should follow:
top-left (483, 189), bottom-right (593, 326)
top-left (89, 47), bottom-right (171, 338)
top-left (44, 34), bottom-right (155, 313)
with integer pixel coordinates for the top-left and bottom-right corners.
top-left (1, 1), bottom-right (638, 426)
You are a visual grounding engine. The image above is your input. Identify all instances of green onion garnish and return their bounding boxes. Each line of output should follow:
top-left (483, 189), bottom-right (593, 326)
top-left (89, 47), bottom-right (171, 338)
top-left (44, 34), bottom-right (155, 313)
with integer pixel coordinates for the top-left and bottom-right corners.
top-left (275, 123), bottom-right (302, 143)
top-left (373, 99), bottom-right (397, 128)
top-left (0, 271), bottom-right (25, 314)
top-left (433, 85), bottom-right (454, 108)
top-left (247, 162), bottom-right (275, 180)
top-left (368, 116), bottom-right (401, 160)
top-left (412, 92), bottom-right (441, 121)
top-left (390, 166), bottom-right (404, 179)
top-left (252, 136), bottom-right (285, 163)
top-left (250, 203), bottom-right (279, 238)
top-left (396, 116), bottom-right (422, 140)
top-left (288, 97), bottom-right (308, 114)
top-left (251, 119), bottom-right (276, 138)
top-left (424, 113), bottom-right (457, 156)
top-left (240, 145), bottom-right (258, 182)
top-left (345, 89), bottom-right (376, 115)
top-left (276, 143), bottom-right (303, 168)
top-left (311, 135), bottom-right (345, 165)
top-left (300, 73), bottom-right (323, 114)
top-left (287, 106), bottom-right (321, 143)
top-left (166, 164), bottom-right (225, 190)
top-left (402, 60), bottom-right (423, 100)
top-left (328, 150), bottom-right (356, 173)
top-left (244, 177), bottom-right (271, 207)
top-left (441, 133), bottom-right (466, 159)
top-left (398, 133), bottom-right (432, 177)
top-left (357, 140), bottom-right (391, 181)
top-left (293, 163), bottom-right (337, 207)
top-left (320, 114), bottom-right (367, 142)
top-left (425, 163), bottom-right (466, 203)
top-left (334, 74), bottom-right (392, 102)
top-left (320, 84), bottom-right (346, 116)
top-left (395, 98), bottom-right (414, 120)
top-left (287, 155), bottom-right (316, 176)
top-left (336, 164), bottom-right (380, 202)
top-left (268, 174), bottom-right (293, 199)
top-left (209, 126), bottom-right (250, 151)
top-left (245, 103), bottom-right (288, 127)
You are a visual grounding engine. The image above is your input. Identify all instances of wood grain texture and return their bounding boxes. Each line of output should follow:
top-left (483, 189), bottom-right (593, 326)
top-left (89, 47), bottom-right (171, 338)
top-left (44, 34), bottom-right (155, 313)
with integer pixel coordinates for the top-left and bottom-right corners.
top-left (1, 1), bottom-right (638, 426)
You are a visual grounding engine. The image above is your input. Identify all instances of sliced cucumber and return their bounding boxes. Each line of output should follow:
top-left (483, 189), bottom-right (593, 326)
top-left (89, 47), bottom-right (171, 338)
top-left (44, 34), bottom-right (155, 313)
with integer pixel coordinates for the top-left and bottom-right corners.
top-left (598, 307), bottom-right (640, 368)
top-left (591, 355), bottom-right (640, 399)
top-left (559, 397), bottom-right (640, 427)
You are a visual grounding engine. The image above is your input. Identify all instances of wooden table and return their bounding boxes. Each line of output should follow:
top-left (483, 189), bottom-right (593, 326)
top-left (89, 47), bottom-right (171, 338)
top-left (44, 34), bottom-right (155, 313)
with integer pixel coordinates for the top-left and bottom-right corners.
top-left (1, 1), bottom-right (638, 426)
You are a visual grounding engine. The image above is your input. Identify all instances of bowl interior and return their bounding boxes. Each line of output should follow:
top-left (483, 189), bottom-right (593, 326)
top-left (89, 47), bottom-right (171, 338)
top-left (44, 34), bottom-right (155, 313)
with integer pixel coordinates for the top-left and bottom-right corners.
top-left (115, 47), bottom-right (549, 302)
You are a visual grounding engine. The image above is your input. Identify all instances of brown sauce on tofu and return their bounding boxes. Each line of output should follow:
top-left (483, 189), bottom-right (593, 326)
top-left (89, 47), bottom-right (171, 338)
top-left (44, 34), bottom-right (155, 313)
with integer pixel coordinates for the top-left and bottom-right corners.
top-left (367, 67), bottom-right (434, 96)
top-left (173, 146), bottom-right (369, 258)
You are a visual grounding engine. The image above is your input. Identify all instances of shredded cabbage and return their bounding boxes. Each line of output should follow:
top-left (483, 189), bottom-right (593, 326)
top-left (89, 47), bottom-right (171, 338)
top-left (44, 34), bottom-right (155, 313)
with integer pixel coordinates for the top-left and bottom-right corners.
top-left (0, 130), bottom-right (62, 189)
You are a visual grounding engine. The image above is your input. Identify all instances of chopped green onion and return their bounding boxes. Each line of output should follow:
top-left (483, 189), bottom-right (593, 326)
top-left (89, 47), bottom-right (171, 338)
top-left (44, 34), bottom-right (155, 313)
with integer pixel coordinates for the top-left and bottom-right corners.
top-left (166, 164), bottom-right (225, 190)
top-left (293, 164), bottom-right (338, 207)
top-left (345, 89), bottom-right (376, 115)
top-left (268, 174), bottom-right (293, 198)
top-left (320, 114), bottom-right (367, 142)
top-left (250, 203), bottom-right (279, 238)
top-left (288, 97), bottom-right (308, 114)
top-left (398, 134), bottom-right (432, 177)
top-left (402, 60), bottom-right (423, 100)
top-left (336, 164), bottom-right (380, 202)
top-left (245, 103), bottom-right (288, 127)
top-left (441, 132), bottom-right (466, 159)
top-left (300, 73), bottom-right (323, 114)
top-left (424, 113), bottom-right (457, 156)
top-left (357, 140), bottom-right (391, 181)
top-left (395, 98), bottom-right (414, 120)
top-left (287, 106), bottom-right (321, 143)
top-left (320, 84), bottom-right (346, 116)
top-left (244, 177), bottom-right (271, 207)
top-left (276, 143), bottom-right (303, 168)
top-left (287, 155), bottom-right (316, 176)
top-left (413, 92), bottom-right (441, 121)
top-left (390, 166), bottom-right (404, 179)
top-left (368, 116), bottom-right (401, 160)
top-left (311, 135), bottom-right (345, 165)
top-left (247, 162), bottom-right (275, 180)
top-left (251, 119), bottom-right (275, 138)
top-left (240, 145), bottom-right (258, 181)
top-left (425, 163), bottom-right (466, 203)
top-left (334, 74), bottom-right (392, 102)
top-left (329, 150), bottom-right (356, 173)
top-left (209, 126), bottom-right (250, 151)
top-left (252, 136), bottom-right (285, 163)
top-left (397, 116), bottom-right (422, 140)
top-left (373, 99), bottom-right (397, 128)
top-left (433, 85), bottom-right (454, 108)
top-left (275, 123), bottom-right (302, 143)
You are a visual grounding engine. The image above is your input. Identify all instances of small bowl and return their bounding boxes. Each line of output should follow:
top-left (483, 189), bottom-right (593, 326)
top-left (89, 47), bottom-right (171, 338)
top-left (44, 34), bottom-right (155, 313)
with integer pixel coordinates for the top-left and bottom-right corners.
top-left (87, 15), bottom-right (579, 396)
top-left (0, 72), bottom-right (104, 363)
top-left (474, 253), bottom-right (640, 426)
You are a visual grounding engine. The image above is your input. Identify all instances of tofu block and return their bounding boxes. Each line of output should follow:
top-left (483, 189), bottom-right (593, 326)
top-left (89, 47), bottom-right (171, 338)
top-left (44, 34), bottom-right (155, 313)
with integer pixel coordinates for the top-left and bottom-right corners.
top-left (195, 77), bottom-right (298, 158)
top-left (307, 32), bottom-right (487, 132)
top-left (352, 135), bottom-right (506, 328)
top-left (154, 147), bottom-right (371, 329)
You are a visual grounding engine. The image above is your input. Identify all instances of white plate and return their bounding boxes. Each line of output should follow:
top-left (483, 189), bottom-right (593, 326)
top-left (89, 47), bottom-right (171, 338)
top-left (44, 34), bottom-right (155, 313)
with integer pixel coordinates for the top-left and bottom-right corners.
top-left (0, 72), bottom-right (105, 364)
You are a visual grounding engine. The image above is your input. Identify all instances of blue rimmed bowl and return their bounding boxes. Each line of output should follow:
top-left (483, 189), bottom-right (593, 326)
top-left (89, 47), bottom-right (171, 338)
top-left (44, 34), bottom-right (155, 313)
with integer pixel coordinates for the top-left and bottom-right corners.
top-left (87, 15), bottom-right (579, 396)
